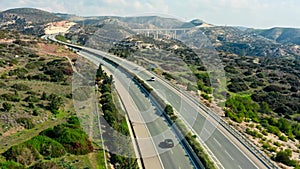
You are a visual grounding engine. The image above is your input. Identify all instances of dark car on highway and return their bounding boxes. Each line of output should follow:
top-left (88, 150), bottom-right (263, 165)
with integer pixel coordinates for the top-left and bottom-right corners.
top-left (164, 139), bottom-right (174, 148)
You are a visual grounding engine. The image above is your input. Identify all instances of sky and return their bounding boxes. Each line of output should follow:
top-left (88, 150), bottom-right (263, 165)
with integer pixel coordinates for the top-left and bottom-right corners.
top-left (1, 0), bottom-right (300, 28)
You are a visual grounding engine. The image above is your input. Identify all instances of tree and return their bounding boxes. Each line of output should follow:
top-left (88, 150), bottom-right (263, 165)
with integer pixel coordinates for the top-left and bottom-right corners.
top-left (96, 64), bottom-right (104, 79)
top-left (3, 102), bottom-right (12, 112)
top-left (274, 149), bottom-right (297, 166)
top-left (41, 91), bottom-right (47, 100)
top-left (48, 94), bottom-right (63, 114)
top-left (278, 118), bottom-right (292, 134)
top-left (187, 82), bottom-right (197, 91)
top-left (260, 102), bottom-right (271, 114)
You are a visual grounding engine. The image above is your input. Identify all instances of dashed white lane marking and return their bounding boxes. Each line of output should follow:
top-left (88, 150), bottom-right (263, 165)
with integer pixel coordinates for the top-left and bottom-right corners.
top-left (213, 138), bottom-right (221, 147)
top-left (224, 150), bottom-right (234, 160)
top-left (238, 165), bottom-right (242, 169)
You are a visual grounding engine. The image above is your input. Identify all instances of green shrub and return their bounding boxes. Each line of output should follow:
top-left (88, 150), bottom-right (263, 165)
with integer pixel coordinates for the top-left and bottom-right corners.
top-left (201, 93), bottom-right (211, 101)
top-left (0, 161), bottom-right (24, 169)
top-left (16, 118), bottom-right (35, 129)
top-left (43, 61), bottom-right (66, 82)
top-left (23, 95), bottom-right (39, 102)
top-left (162, 72), bottom-right (175, 80)
top-left (225, 95), bottom-right (259, 123)
top-left (274, 149), bottom-right (298, 167)
top-left (0, 82), bottom-right (7, 88)
top-left (245, 128), bottom-right (262, 138)
top-left (26, 136), bottom-right (66, 158)
top-left (185, 132), bottom-right (216, 169)
top-left (262, 142), bottom-right (277, 152)
top-left (28, 53), bottom-right (39, 58)
top-left (25, 61), bottom-right (44, 69)
top-left (110, 154), bottom-right (138, 169)
top-left (224, 66), bottom-right (239, 74)
top-left (187, 83), bottom-right (198, 91)
top-left (55, 35), bottom-right (69, 42)
top-left (262, 130), bottom-right (268, 136)
top-left (266, 125), bottom-right (281, 136)
top-left (32, 109), bottom-right (39, 116)
top-left (3, 144), bottom-right (40, 166)
top-left (277, 118), bottom-right (292, 135)
top-left (1, 93), bottom-right (20, 102)
top-left (41, 125), bottom-right (93, 155)
top-left (30, 74), bottom-right (50, 81)
top-left (30, 161), bottom-right (63, 169)
top-left (274, 141), bottom-right (281, 147)
top-left (227, 82), bottom-right (249, 92)
top-left (47, 94), bottom-right (63, 114)
top-left (279, 135), bottom-right (288, 142)
top-left (225, 109), bottom-right (243, 123)
top-left (67, 116), bottom-right (81, 128)
top-left (8, 68), bottom-right (28, 78)
top-left (256, 125), bottom-right (262, 131)
top-left (292, 123), bottom-right (300, 140)
top-left (3, 135), bottom-right (66, 166)
top-left (2, 102), bottom-right (12, 112)
top-left (11, 83), bottom-right (31, 91)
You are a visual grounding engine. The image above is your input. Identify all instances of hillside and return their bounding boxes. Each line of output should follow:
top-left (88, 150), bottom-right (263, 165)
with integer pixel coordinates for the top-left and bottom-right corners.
top-left (0, 8), bottom-right (63, 35)
top-left (107, 31), bottom-right (300, 167)
top-left (1, 8), bottom-right (62, 24)
top-left (64, 15), bottom-right (300, 60)
top-left (248, 27), bottom-right (300, 45)
top-left (54, 13), bottom-right (194, 29)
top-left (117, 15), bottom-right (191, 29)
top-left (0, 30), bottom-right (75, 143)
top-left (0, 30), bottom-right (109, 168)
top-left (196, 26), bottom-right (300, 59)
top-left (66, 18), bottom-right (135, 50)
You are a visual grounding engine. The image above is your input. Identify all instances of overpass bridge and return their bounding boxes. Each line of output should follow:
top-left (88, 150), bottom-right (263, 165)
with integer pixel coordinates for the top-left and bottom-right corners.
top-left (132, 28), bottom-right (192, 39)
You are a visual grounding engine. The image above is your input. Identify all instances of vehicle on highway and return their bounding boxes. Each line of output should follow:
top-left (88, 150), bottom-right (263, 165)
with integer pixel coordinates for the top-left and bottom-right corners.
top-left (164, 139), bottom-right (174, 148)
top-left (149, 76), bottom-right (156, 81)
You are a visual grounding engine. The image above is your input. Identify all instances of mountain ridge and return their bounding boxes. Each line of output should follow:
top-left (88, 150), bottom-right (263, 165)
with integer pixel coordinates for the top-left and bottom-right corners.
top-left (0, 7), bottom-right (63, 35)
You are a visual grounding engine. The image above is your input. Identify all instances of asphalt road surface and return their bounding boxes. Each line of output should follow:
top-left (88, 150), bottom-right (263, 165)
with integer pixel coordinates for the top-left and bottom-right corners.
top-left (79, 51), bottom-right (195, 169)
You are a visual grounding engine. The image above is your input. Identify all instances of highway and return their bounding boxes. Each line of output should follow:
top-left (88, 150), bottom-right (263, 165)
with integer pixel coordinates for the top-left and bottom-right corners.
top-left (80, 47), bottom-right (267, 169)
top-left (78, 50), bottom-right (195, 169)
top-left (47, 34), bottom-right (276, 169)
top-left (136, 71), bottom-right (260, 169)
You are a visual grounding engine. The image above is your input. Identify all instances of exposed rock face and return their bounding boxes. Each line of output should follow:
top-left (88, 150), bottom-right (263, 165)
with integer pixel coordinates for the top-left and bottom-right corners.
top-left (44, 21), bottom-right (77, 35)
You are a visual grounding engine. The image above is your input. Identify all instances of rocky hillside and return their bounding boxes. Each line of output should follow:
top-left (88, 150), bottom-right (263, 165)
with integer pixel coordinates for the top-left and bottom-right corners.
top-left (248, 27), bottom-right (300, 45)
top-left (62, 14), bottom-right (300, 60)
top-left (195, 26), bottom-right (300, 59)
top-left (66, 18), bottom-right (135, 50)
top-left (0, 8), bottom-right (63, 35)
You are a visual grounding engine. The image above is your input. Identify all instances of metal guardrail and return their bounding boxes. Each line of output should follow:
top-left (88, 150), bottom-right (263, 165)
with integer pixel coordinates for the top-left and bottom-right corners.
top-left (150, 72), bottom-right (279, 169)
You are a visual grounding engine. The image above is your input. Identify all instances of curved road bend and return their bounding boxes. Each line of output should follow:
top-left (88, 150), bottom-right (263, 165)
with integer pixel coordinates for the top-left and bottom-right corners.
top-left (47, 35), bottom-right (271, 169)
top-left (79, 51), bottom-right (195, 169)
top-left (84, 48), bottom-right (269, 169)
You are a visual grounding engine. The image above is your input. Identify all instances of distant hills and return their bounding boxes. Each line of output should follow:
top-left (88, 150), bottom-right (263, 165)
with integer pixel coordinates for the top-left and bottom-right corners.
top-left (1, 7), bottom-right (300, 58)
top-left (1, 8), bottom-right (62, 24)
top-left (0, 8), bottom-right (62, 35)
top-left (247, 27), bottom-right (300, 45)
